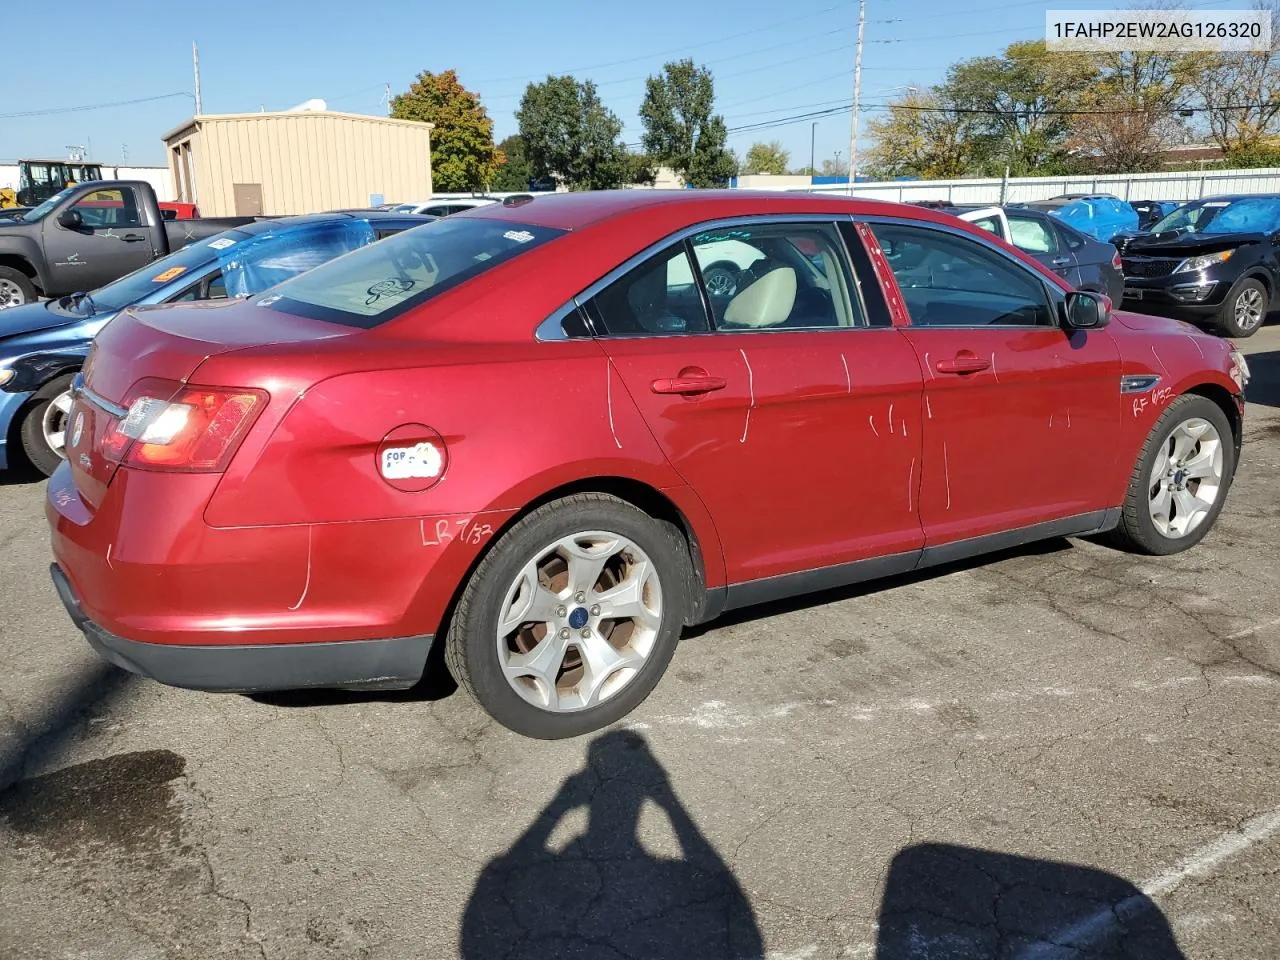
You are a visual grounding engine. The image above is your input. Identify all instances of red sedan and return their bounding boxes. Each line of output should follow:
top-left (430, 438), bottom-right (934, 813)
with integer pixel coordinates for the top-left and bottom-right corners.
top-left (46, 191), bottom-right (1251, 739)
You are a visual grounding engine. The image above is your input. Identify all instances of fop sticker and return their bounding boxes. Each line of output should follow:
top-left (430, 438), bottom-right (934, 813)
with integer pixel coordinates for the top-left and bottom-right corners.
top-left (504, 230), bottom-right (534, 243)
top-left (208, 237), bottom-right (237, 250)
top-left (381, 441), bottom-right (443, 480)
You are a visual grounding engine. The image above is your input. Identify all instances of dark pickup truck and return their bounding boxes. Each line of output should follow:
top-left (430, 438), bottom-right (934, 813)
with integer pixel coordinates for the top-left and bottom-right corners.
top-left (0, 180), bottom-right (255, 309)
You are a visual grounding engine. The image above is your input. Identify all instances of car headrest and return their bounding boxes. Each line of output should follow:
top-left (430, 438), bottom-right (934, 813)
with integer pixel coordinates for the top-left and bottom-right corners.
top-left (722, 266), bottom-right (797, 328)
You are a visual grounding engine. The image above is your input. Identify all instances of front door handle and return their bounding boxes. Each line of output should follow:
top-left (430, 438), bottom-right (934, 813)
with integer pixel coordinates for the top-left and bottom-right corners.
top-left (936, 355), bottom-right (991, 375)
top-left (1050, 256), bottom-right (1071, 267)
top-left (651, 375), bottom-right (727, 395)
top-left (120, 233), bottom-right (146, 242)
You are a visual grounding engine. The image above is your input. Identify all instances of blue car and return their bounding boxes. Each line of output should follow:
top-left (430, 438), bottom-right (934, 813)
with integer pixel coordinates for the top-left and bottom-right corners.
top-left (1023, 195), bottom-right (1140, 243)
top-left (0, 210), bottom-right (435, 475)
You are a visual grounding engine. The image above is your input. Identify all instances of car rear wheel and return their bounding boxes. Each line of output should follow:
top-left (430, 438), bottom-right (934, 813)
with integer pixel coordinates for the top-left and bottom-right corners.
top-left (444, 494), bottom-right (691, 739)
top-left (1105, 395), bottom-right (1235, 556)
top-left (1215, 277), bottom-right (1267, 338)
top-left (0, 267), bottom-right (36, 310)
top-left (19, 373), bottom-right (76, 477)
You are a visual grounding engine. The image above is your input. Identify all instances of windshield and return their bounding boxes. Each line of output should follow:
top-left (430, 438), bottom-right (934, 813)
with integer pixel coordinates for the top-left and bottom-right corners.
top-left (18, 185), bottom-right (77, 223)
top-left (1150, 198), bottom-right (1280, 235)
top-left (263, 217), bottom-right (566, 329)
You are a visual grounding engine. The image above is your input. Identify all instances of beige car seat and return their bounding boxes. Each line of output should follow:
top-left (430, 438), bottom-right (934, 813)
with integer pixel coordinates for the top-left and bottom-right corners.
top-left (722, 266), bottom-right (797, 328)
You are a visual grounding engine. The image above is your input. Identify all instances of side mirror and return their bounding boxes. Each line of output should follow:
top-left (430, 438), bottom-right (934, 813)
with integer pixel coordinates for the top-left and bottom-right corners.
top-left (1065, 290), bottom-right (1111, 329)
top-left (57, 209), bottom-right (83, 230)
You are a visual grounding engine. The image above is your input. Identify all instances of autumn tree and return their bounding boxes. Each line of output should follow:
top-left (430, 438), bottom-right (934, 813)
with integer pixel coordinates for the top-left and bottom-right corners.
top-left (1067, 50), bottom-right (1200, 172)
top-left (640, 59), bottom-right (737, 187)
top-left (517, 76), bottom-right (629, 190)
top-left (1191, 5), bottom-right (1280, 157)
top-left (391, 69), bottom-right (502, 191)
top-left (866, 89), bottom-right (982, 178)
top-left (741, 140), bottom-right (790, 175)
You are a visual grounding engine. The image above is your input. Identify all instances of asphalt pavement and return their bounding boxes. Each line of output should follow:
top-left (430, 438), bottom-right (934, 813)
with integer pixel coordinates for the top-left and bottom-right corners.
top-left (1, 326), bottom-right (1278, 960)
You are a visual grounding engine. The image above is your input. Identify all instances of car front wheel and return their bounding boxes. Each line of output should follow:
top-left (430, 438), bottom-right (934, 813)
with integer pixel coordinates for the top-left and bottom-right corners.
top-left (19, 373), bottom-right (76, 477)
top-left (1106, 395), bottom-right (1236, 555)
top-left (1215, 277), bottom-right (1268, 338)
top-left (444, 494), bottom-right (692, 739)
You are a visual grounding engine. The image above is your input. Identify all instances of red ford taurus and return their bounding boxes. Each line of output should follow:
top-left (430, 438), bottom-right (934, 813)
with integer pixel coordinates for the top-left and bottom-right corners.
top-left (46, 191), bottom-right (1251, 738)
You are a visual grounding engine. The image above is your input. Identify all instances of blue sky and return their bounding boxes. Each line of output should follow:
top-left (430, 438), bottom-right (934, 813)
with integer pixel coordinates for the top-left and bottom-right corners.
top-left (0, 0), bottom-right (1245, 172)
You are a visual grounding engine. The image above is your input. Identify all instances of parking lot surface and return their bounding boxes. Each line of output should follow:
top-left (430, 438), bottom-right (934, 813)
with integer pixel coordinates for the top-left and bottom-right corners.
top-left (2, 328), bottom-right (1278, 960)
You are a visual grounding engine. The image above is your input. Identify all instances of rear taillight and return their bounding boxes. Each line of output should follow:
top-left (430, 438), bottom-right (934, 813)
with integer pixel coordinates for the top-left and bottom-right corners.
top-left (101, 377), bottom-right (268, 473)
top-left (1112, 250), bottom-right (1123, 270)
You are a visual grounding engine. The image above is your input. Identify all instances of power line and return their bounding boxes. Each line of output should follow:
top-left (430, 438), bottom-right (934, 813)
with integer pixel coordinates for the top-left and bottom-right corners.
top-left (0, 92), bottom-right (194, 120)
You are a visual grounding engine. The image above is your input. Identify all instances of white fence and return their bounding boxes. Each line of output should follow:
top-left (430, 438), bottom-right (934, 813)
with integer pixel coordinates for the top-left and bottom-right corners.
top-left (761, 167), bottom-right (1280, 204)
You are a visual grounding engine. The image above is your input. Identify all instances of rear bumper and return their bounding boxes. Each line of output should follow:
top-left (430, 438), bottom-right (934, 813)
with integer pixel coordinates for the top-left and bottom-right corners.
top-left (51, 562), bottom-right (431, 692)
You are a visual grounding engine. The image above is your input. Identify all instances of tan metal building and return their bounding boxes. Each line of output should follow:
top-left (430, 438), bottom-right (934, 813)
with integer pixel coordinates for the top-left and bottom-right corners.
top-left (160, 110), bottom-right (433, 216)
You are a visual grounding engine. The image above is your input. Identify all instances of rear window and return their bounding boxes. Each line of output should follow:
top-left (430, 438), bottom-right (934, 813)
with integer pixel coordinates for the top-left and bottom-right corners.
top-left (261, 218), bottom-right (565, 328)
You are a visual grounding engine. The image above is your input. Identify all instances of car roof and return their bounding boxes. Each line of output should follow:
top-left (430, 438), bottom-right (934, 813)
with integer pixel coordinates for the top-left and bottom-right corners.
top-left (458, 188), bottom-right (920, 231)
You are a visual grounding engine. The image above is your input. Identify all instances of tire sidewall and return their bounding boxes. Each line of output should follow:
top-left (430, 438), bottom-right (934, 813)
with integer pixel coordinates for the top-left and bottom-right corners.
top-left (1217, 277), bottom-right (1267, 338)
top-left (1129, 396), bottom-right (1236, 555)
top-left (19, 373), bottom-right (76, 477)
top-left (0, 266), bottom-right (36, 308)
top-left (455, 498), bottom-right (691, 739)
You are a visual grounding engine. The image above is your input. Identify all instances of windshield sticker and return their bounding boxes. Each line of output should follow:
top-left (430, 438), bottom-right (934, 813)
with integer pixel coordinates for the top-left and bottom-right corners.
top-left (1203, 201), bottom-right (1231, 207)
top-left (503, 229), bottom-right (535, 243)
top-left (366, 278), bottom-right (416, 305)
top-left (208, 237), bottom-right (237, 250)
top-left (151, 266), bottom-right (187, 283)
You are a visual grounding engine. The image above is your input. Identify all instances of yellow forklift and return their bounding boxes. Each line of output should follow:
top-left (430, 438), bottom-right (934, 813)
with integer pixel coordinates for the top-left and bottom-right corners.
top-left (0, 158), bottom-right (104, 209)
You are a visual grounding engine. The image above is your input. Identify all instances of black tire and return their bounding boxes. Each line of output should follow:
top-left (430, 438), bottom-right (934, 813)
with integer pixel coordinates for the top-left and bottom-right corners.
top-left (1105, 395), bottom-right (1236, 556)
top-left (19, 373), bottom-right (76, 477)
top-left (0, 265), bottom-right (37, 309)
top-left (444, 493), bottom-right (692, 739)
top-left (1214, 277), bottom-right (1267, 338)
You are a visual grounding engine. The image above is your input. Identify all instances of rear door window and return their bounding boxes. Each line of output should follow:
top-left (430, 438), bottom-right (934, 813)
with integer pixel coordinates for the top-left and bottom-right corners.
top-left (1006, 215), bottom-right (1058, 255)
top-left (263, 218), bottom-right (565, 328)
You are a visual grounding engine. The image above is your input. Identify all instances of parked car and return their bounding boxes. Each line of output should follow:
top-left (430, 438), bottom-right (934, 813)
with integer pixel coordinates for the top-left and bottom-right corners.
top-left (0, 211), bottom-right (435, 475)
top-left (0, 180), bottom-right (259, 309)
top-left (1117, 194), bottom-right (1280, 338)
top-left (46, 191), bottom-right (1248, 739)
top-left (926, 203), bottom-right (1124, 304)
top-left (391, 196), bottom-right (503, 217)
top-left (1130, 200), bottom-right (1182, 231)
top-left (1021, 196), bottom-right (1139, 243)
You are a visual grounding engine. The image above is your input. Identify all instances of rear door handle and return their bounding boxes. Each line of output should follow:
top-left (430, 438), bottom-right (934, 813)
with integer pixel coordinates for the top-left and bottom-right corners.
top-left (120, 233), bottom-right (146, 242)
top-left (651, 375), bottom-right (727, 395)
top-left (1050, 256), bottom-right (1071, 267)
top-left (936, 356), bottom-right (991, 375)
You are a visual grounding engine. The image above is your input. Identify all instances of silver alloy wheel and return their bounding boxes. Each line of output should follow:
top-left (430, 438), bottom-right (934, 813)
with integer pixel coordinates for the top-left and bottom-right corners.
top-left (1234, 287), bottom-right (1265, 331)
top-left (41, 389), bottom-right (74, 461)
top-left (0, 277), bottom-right (26, 309)
top-left (496, 530), bottom-right (663, 712)
top-left (1148, 416), bottom-right (1224, 539)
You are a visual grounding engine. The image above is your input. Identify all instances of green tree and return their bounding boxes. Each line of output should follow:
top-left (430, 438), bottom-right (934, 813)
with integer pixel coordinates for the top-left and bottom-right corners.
top-left (943, 40), bottom-right (1099, 175)
top-left (491, 135), bottom-right (532, 191)
top-left (624, 152), bottom-right (658, 185)
top-left (517, 75), bottom-right (629, 190)
top-left (391, 69), bottom-right (502, 191)
top-left (640, 59), bottom-right (737, 187)
top-left (741, 140), bottom-right (790, 175)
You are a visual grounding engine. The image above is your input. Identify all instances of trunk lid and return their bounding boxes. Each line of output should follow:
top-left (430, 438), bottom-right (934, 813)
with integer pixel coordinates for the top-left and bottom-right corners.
top-left (69, 299), bottom-right (349, 508)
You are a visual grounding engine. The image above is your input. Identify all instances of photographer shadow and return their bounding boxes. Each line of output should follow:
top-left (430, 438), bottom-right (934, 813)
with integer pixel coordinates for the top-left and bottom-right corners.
top-left (459, 729), bottom-right (762, 960)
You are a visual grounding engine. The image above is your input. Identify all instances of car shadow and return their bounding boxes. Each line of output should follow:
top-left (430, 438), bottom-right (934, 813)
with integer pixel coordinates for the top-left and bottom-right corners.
top-left (1244, 349), bottom-right (1280, 409)
top-left (876, 842), bottom-right (1187, 959)
top-left (457, 729), bottom-right (764, 959)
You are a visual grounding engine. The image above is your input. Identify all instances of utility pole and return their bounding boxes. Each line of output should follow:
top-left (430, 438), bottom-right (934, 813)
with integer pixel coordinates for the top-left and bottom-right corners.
top-left (383, 82), bottom-right (392, 116)
top-left (810, 122), bottom-right (817, 181)
top-left (193, 42), bottom-right (203, 115)
top-left (847, 0), bottom-right (866, 196)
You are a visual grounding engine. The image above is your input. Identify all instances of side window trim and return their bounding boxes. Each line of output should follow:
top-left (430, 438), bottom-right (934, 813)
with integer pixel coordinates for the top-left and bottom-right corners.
top-left (536, 213), bottom-right (881, 342)
top-left (853, 214), bottom-right (1067, 330)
